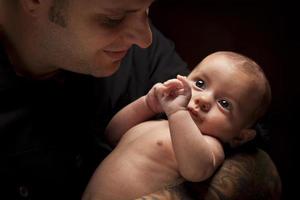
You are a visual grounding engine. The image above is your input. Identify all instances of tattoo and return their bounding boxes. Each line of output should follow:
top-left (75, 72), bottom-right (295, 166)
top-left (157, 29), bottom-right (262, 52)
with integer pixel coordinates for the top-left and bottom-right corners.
top-left (199, 149), bottom-right (282, 200)
top-left (135, 188), bottom-right (185, 200)
top-left (48, 0), bottom-right (69, 27)
top-left (138, 149), bottom-right (281, 200)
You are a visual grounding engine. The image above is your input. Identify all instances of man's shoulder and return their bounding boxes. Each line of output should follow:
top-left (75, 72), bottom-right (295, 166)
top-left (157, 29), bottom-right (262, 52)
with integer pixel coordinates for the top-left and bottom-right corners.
top-left (1, 42), bottom-right (25, 88)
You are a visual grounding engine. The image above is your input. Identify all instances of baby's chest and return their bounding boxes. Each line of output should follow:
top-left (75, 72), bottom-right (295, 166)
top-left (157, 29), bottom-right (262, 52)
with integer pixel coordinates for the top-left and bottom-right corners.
top-left (129, 122), bottom-right (176, 163)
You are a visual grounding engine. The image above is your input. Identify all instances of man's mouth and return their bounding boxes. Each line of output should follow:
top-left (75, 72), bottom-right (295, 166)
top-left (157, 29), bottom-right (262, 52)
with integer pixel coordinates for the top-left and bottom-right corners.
top-left (103, 49), bottom-right (128, 62)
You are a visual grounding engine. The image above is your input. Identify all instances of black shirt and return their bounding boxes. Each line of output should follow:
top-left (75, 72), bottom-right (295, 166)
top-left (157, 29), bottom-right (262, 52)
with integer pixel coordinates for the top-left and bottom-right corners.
top-left (0, 26), bottom-right (189, 199)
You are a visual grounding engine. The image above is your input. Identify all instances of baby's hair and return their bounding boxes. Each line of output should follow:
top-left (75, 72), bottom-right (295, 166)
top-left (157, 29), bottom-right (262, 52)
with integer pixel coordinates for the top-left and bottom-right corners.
top-left (212, 51), bottom-right (272, 125)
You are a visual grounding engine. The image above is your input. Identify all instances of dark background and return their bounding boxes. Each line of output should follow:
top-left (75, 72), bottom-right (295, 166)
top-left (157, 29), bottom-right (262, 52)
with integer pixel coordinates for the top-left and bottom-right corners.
top-left (150, 0), bottom-right (298, 199)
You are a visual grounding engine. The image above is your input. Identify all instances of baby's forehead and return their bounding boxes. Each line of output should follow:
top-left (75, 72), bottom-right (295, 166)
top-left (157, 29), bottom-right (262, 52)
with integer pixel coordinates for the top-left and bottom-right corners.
top-left (188, 59), bottom-right (240, 78)
top-left (192, 54), bottom-right (261, 78)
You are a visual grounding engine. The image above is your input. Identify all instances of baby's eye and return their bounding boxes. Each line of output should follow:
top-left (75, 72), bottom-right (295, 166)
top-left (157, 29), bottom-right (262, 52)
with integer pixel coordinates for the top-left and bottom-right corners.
top-left (218, 99), bottom-right (232, 110)
top-left (195, 79), bottom-right (205, 89)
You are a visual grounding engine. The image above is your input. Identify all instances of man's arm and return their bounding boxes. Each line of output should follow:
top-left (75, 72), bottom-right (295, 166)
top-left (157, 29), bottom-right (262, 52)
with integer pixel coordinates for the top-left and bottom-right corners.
top-left (137, 148), bottom-right (281, 200)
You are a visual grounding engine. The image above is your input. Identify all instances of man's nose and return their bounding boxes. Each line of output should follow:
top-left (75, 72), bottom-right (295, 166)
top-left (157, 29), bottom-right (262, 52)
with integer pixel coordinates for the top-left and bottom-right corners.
top-left (194, 93), bottom-right (212, 112)
top-left (122, 12), bottom-right (153, 49)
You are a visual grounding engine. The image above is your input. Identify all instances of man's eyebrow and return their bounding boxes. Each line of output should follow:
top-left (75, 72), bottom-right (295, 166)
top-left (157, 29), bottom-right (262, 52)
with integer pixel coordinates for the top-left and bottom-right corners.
top-left (102, 8), bottom-right (140, 14)
top-left (102, 0), bottom-right (155, 14)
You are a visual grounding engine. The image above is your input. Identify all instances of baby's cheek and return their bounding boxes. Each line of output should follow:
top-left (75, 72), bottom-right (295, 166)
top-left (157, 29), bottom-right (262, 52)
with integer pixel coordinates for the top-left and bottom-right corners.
top-left (204, 115), bottom-right (230, 135)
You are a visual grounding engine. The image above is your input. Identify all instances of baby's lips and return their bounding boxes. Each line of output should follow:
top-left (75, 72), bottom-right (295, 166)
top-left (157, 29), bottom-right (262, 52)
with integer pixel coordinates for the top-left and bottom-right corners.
top-left (187, 107), bottom-right (198, 117)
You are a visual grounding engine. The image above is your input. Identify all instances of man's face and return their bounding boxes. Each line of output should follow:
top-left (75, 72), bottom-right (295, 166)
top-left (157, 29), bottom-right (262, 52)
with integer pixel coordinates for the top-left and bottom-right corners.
top-left (32, 0), bottom-right (153, 77)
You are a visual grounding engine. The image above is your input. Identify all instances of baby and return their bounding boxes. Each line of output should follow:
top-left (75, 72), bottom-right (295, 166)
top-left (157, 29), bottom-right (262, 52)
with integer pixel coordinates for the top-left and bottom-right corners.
top-left (82, 51), bottom-right (272, 200)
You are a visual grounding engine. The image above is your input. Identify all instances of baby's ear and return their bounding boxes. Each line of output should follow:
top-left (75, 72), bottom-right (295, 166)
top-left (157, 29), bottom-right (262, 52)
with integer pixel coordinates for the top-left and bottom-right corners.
top-left (229, 129), bottom-right (256, 148)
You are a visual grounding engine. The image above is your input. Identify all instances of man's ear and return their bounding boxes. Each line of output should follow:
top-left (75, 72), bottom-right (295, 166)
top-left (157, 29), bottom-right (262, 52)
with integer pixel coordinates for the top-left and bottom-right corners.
top-left (229, 128), bottom-right (256, 148)
top-left (20, 0), bottom-right (42, 16)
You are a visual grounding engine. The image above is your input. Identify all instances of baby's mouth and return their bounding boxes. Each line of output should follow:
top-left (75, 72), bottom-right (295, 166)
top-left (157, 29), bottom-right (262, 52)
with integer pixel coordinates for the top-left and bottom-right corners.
top-left (187, 107), bottom-right (197, 116)
top-left (187, 107), bottom-right (203, 122)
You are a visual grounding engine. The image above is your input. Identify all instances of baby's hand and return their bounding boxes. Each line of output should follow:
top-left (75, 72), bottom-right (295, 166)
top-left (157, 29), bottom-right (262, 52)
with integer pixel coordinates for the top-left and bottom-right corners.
top-left (145, 83), bottom-right (164, 113)
top-left (156, 75), bottom-right (192, 116)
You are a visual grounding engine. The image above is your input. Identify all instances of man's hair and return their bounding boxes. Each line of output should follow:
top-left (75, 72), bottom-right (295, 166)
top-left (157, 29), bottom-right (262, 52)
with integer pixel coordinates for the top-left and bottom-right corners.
top-left (3, 0), bottom-right (69, 27)
top-left (48, 0), bottom-right (69, 27)
top-left (213, 51), bottom-right (272, 126)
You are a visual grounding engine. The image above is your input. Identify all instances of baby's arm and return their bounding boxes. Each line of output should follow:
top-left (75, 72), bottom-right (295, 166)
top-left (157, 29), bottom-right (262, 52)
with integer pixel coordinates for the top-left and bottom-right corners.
top-left (157, 75), bottom-right (224, 182)
top-left (105, 83), bottom-right (164, 146)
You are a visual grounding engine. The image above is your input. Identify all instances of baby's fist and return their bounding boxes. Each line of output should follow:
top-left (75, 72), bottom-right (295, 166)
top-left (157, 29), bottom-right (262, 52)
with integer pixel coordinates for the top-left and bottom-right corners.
top-left (145, 83), bottom-right (164, 113)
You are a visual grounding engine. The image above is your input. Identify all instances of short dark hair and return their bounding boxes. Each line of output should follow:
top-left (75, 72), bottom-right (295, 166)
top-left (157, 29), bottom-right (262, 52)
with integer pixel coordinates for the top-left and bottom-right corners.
top-left (48, 0), bottom-right (69, 27)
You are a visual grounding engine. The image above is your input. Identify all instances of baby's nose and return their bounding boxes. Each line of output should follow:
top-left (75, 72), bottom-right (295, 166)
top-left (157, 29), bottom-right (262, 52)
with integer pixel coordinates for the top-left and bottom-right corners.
top-left (200, 102), bottom-right (211, 112)
top-left (194, 94), bottom-right (212, 112)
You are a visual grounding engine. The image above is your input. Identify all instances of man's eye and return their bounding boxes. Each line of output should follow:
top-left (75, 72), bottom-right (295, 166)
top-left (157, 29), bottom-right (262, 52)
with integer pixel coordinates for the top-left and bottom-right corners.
top-left (102, 17), bottom-right (124, 27)
top-left (195, 79), bottom-right (205, 89)
top-left (218, 99), bottom-right (232, 110)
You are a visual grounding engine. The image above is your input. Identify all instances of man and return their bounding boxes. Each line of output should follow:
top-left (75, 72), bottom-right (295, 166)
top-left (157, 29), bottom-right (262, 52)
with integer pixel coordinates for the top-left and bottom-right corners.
top-left (0, 0), bottom-right (281, 199)
top-left (0, 0), bottom-right (189, 199)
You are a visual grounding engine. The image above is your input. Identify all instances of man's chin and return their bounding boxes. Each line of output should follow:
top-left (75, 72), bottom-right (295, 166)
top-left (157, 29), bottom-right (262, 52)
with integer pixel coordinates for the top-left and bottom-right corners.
top-left (92, 61), bottom-right (121, 77)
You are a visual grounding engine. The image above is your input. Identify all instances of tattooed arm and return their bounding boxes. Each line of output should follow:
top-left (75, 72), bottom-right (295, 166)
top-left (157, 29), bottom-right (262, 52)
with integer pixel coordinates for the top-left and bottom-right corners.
top-left (138, 148), bottom-right (281, 200)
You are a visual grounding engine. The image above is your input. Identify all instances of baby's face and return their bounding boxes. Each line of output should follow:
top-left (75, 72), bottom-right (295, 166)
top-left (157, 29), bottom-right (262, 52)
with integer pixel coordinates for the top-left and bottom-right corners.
top-left (187, 54), bottom-right (262, 143)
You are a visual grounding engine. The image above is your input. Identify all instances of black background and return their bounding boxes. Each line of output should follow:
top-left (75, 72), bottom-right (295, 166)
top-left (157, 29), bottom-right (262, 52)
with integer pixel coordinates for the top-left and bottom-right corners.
top-left (150, 0), bottom-right (298, 199)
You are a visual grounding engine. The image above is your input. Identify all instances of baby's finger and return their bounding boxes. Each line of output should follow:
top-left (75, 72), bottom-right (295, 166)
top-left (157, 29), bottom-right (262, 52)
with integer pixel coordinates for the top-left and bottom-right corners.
top-left (163, 79), bottom-right (183, 89)
top-left (154, 84), bottom-right (168, 97)
top-left (177, 75), bottom-right (192, 96)
top-left (175, 88), bottom-right (186, 96)
top-left (177, 75), bottom-right (190, 89)
top-left (153, 82), bottom-right (164, 89)
top-left (156, 90), bottom-right (168, 102)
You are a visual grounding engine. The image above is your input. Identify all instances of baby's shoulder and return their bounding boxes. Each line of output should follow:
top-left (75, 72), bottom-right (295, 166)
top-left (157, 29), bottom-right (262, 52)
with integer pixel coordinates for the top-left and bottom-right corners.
top-left (119, 120), bottom-right (170, 146)
top-left (203, 135), bottom-right (225, 165)
top-left (132, 120), bottom-right (169, 132)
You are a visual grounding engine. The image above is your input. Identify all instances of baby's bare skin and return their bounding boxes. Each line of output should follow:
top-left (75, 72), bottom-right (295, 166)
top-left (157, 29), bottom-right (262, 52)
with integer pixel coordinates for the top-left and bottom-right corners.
top-left (83, 52), bottom-right (270, 200)
top-left (87, 120), bottom-right (183, 200)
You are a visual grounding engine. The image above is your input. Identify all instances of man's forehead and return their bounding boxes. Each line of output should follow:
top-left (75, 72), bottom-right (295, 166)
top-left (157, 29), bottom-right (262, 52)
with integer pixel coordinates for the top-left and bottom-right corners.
top-left (91, 0), bottom-right (154, 11)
